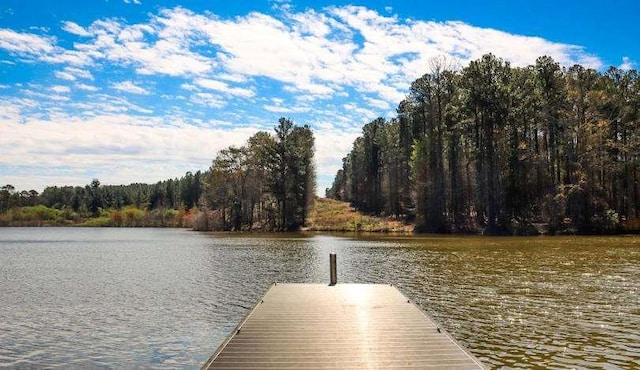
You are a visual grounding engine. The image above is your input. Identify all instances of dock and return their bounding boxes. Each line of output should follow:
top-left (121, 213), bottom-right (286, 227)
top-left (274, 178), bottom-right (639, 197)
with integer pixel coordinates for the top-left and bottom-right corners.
top-left (203, 283), bottom-right (484, 369)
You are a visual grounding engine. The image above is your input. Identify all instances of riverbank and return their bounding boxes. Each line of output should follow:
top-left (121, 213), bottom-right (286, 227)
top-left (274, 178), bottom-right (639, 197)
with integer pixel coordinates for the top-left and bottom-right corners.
top-left (0, 205), bottom-right (194, 228)
top-left (0, 199), bottom-right (413, 232)
top-left (305, 198), bottom-right (413, 233)
top-left (2, 199), bottom-right (637, 235)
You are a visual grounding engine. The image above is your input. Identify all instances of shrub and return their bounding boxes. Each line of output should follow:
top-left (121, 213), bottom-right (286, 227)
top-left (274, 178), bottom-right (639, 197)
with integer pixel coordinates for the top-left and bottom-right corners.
top-left (82, 216), bottom-right (111, 227)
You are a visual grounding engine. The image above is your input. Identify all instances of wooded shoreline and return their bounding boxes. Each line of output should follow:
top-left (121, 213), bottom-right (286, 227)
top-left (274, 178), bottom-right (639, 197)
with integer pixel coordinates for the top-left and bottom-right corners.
top-left (328, 55), bottom-right (640, 236)
top-left (2, 198), bottom-right (638, 235)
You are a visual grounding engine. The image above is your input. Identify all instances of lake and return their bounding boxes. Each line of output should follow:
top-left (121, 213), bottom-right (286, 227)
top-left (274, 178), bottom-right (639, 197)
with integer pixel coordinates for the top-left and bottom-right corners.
top-left (0, 228), bottom-right (638, 368)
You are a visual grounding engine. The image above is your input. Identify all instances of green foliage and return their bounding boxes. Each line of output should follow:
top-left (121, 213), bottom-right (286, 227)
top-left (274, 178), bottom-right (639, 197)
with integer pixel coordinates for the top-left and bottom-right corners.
top-left (82, 216), bottom-right (112, 227)
top-left (24, 205), bottom-right (62, 221)
top-left (123, 206), bottom-right (146, 227)
top-left (0, 205), bottom-right (65, 226)
top-left (36, 170), bottom-right (204, 216)
top-left (203, 118), bottom-right (316, 231)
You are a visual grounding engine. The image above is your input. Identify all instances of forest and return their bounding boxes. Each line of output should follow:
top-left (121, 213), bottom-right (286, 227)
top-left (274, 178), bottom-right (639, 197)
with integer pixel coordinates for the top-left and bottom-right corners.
top-left (0, 118), bottom-right (315, 231)
top-left (327, 54), bottom-right (640, 235)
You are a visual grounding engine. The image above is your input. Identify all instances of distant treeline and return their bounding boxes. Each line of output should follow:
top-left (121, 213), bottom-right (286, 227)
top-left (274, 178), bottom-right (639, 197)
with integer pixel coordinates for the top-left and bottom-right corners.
top-left (0, 173), bottom-right (203, 227)
top-left (1, 118), bottom-right (315, 231)
top-left (327, 54), bottom-right (640, 235)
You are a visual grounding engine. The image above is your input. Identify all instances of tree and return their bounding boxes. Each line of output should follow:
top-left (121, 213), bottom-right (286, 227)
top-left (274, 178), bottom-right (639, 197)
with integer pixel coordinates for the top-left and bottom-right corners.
top-left (267, 118), bottom-right (315, 230)
top-left (0, 185), bottom-right (16, 212)
top-left (461, 54), bottom-right (511, 234)
top-left (202, 118), bottom-right (315, 231)
top-left (88, 179), bottom-right (102, 217)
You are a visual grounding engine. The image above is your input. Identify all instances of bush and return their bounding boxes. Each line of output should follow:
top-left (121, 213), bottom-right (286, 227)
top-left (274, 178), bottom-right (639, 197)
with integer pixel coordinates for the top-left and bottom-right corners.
top-left (591, 209), bottom-right (620, 234)
top-left (124, 206), bottom-right (146, 227)
top-left (82, 216), bottom-right (112, 227)
top-left (110, 211), bottom-right (124, 226)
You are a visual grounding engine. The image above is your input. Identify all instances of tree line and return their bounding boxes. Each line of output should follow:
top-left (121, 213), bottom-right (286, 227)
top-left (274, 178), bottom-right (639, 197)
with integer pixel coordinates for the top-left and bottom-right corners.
top-left (1, 173), bottom-right (203, 226)
top-left (1, 118), bottom-right (315, 231)
top-left (327, 54), bottom-right (640, 235)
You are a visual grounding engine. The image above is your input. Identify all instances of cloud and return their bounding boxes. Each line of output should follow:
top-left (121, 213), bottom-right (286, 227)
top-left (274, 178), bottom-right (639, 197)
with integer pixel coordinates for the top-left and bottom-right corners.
top-left (112, 81), bottom-right (149, 95)
top-left (4, 5), bottom-right (603, 103)
top-left (192, 92), bottom-right (226, 108)
top-left (0, 28), bottom-right (55, 55)
top-left (55, 65), bottom-right (95, 81)
top-left (195, 78), bottom-right (255, 98)
top-left (314, 125), bottom-right (360, 178)
top-left (0, 106), bottom-right (258, 190)
top-left (67, 16), bottom-right (215, 76)
top-left (61, 21), bottom-right (92, 37)
top-left (50, 85), bottom-right (71, 93)
top-left (76, 83), bottom-right (99, 92)
top-left (619, 56), bottom-right (635, 71)
top-left (262, 96), bottom-right (301, 113)
top-left (364, 96), bottom-right (391, 110)
top-left (65, 67), bottom-right (94, 80)
top-left (55, 71), bottom-right (76, 81)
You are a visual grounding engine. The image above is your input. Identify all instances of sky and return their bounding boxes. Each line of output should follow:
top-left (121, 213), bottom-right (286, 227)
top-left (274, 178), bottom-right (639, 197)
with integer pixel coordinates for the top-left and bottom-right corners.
top-left (1, 0), bottom-right (638, 196)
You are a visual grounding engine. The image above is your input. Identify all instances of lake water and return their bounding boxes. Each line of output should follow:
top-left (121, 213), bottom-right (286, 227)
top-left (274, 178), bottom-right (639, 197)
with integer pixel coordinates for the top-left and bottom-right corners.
top-left (0, 228), bottom-right (638, 368)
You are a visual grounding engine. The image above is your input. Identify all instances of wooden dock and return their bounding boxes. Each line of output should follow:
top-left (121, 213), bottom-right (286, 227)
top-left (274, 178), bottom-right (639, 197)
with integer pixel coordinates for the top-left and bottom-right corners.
top-left (203, 283), bottom-right (484, 369)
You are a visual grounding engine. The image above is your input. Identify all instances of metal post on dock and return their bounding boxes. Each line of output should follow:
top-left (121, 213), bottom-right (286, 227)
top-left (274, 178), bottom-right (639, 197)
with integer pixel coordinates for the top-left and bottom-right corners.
top-left (329, 253), bottom-right (337, 285)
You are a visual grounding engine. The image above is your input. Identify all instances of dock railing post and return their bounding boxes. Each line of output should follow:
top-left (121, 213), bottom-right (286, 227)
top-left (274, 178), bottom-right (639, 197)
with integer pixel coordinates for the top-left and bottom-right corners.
top-left (329, 253), bottom-right (337, 285)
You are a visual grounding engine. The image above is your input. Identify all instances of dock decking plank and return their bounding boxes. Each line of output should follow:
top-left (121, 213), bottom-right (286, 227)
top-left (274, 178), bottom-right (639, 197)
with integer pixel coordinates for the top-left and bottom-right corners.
top-left (204, 284), bottom-right (483, 369)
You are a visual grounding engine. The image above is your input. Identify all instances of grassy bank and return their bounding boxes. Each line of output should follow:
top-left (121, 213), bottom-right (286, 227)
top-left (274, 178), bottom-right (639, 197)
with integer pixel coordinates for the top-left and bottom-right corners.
top-left (0, 199), bottom-right (414, 232)
top-left (0, 205), bottom-right (195, 227)
top-left (305, 198), bottom-right (413, 233)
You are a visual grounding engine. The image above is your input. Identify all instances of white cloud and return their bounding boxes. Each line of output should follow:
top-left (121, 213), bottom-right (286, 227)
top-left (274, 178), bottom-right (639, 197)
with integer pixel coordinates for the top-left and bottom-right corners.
top-left (0, 28), bottom-right (55, 55)
top-left (112, 81), bottom-right (149, 95)
top-left (23, 88), bottom-right (70, 102)
top-left (193, 92), bottom-right (226, 108)
top-left (264, 104), bottom-right (310, 114)
top-left (5, 5), bottom-right (603, 106)
top-left (55, 71), bottom-right (76, 81)
top-left (364, 96), bottom-right (391, 110)
top-left (0, 108), bottom-right (258, 191)
top-left (65, 67), bottom-right (94, 80)
top-left (61, 21), bottom-right (92, 37)
top-left (180, 83), bottom-right (198, 91)
top-left (76, 83), bottom-right (99, 91)
top-left (41, 49), bottom-right (94, 66)
top-left (218, 73), bottom-right (248, 83)
top-left (67, 16), bottom-right (215, 76)
top-left (195, 78), bottom-right (255, 98)
top-left (50, 85), bottom-right (71, 93)
top-left (314, 126), bottom-right (360, 179)
top-left (195, 78), bottom-right (226, 91)
top-left (619, 56), bottom-right (635, 71)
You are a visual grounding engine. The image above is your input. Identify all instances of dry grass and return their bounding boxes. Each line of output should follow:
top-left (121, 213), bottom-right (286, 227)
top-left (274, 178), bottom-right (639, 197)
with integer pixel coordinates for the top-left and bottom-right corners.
top-left (305, 198), bottom-right (414, 233)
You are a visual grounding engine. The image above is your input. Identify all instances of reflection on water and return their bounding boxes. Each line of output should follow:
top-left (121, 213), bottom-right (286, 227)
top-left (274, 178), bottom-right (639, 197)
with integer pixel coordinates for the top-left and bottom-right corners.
top-left (0, 229), bottom-right (638, 368)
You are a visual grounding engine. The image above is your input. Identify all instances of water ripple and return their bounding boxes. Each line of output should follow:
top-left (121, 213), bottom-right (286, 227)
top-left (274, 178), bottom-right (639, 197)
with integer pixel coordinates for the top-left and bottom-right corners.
top-left (1, 229), bottom-right (638, 368)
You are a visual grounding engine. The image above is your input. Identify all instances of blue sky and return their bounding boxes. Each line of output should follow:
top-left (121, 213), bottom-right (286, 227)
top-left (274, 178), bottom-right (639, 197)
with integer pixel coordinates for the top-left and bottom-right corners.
top-left (1, 0), bottom-right (638, 195)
